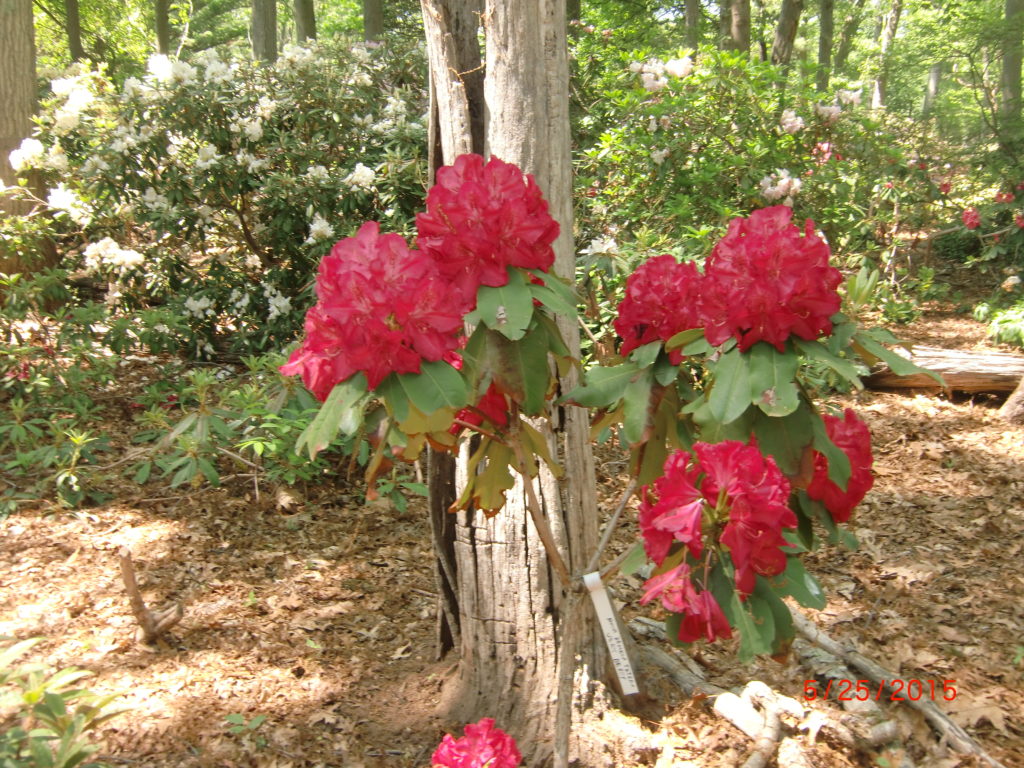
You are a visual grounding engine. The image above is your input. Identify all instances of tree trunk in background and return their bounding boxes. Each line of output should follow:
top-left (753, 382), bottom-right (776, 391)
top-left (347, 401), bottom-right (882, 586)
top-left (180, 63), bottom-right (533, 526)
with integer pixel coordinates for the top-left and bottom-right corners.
top-left (566, 0), bottom-right (580, 23)
top-left (771, 0), bottom-right (803, 65)
top-left (64, 0), bottom-right (85, 60)
top-left (870, 0), bottom-right (902, 109)
top-left (731, 0), bottom-right (751, 53)
top-left (999, 0), bottom-right (1024, 155)
top-left (816, 0), bottom-right (833, 90)
top-left (833, 0), bottom-right (866, 72)
top-left (155, 0), bottom-right (171, 53)
top-left (251, 0), bottom-right (277, 62)
top-left (922, 61), bottom-right (942, 117)
top-left (363, 0), bottom-right (384, 40)
top-left (294, 0), bottom-right (316, 42)
top-left (1001, 379), bottom-right (1024, 423)
top-left (719, 0), bottom-right (732, 48)
top-left (685, 0), bottom-right (700, 51)
top-left (423, 1), bottom-right (605, 764)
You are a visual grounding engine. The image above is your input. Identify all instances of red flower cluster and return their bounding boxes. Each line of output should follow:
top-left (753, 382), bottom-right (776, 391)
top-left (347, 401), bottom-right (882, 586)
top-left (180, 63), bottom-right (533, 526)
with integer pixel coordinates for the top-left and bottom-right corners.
top-left (432, 718), bottom-right (521, 768)
top-left (1016, 214), bottom-right (1024, 229)
top-left (614, 206), bottom-right (842, 357)
top-left (939, 181), bottom-right (952, 195)
top-left (700, 206), bottom-right (842, 352)
top-left (416, 154), bottom-right (560, 309)
top-left (280, 222), bottom-right (464, 397)
top-left (806, 409), bottom-right (874, 523)
top-left (995, 192), bottom-right (1016, 204)
top-left (614, 255), bottom-right (702, 361)
top-left (450, 382), bottom-right (510, 436)
top-left (638, 442), bottom-right (796, 641)
top-left (962, 208), bottom-right (981, 230)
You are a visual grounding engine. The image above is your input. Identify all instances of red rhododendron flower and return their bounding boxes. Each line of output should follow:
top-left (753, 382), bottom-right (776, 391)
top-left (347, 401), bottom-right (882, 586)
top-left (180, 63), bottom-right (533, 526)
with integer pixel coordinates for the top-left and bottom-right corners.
top-left (962, 208), bottom-right (981, 230)
top-left (416, 154), bottom-right (560, 307)
top-left (939, 181), bottom-right (952, 195)
top-left (614, 254), bottom-right (702, 362)
top-left (995, 192), bottom-right (1015, 204)
top-left (638, 450), bottom-right (705, 564)
top-left (450, 382), bottom-right (510, 435)
top-left (639, 562), bottom-right (732, 643)
top-left (806, 409), bottom-right (874, 523)
top-left (432, 718), bottom-right (521, 768)
top-left (1016, 214), bottom-right (1024, 229)
top-left (700, 206), bottom-right (842, 352)
top-left (281, 222), bottom-right (464, 397)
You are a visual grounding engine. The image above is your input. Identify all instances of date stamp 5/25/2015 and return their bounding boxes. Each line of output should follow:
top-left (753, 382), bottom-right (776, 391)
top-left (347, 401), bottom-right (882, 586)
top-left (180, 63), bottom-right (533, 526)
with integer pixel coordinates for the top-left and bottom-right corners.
top-left (803, 678), bottom-right (958, 703)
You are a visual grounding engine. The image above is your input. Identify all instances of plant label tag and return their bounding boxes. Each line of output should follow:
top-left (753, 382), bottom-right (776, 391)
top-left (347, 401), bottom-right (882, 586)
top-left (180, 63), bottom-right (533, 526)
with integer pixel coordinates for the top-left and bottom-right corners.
top-left (583, 571), bottom-right (639, 695)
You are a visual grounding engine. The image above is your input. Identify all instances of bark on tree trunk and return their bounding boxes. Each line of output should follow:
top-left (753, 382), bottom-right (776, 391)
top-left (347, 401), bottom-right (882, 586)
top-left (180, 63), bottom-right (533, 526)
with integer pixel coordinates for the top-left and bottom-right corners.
top-left (423, 1), bottom-right (605, 764)
top-left (251, 0), bottom-right (277, 63)
top-left (65, 0), bottom-right (85, 61)
top-left (1001, 378), bottom-right (1024, 423)
top-left (719, 0), bottom-right (732, 48)
top-left (1000, 0), bottom-right (1024, 155)
top-left (685, 0), bottom-right (700, 52)
top-left (363, 0), bottom-right (384, 40)
top-left (816, 0), bottom-right (834, 91)
top-left (731, 0), bottom-right (751, 53)
top-left (922, 61), bottom-right (942, 117)
top-left (294, 0), bottom-right (316, 42)
top-left (833, 0), bottom-right (866, 72)
top-left (770, 0), bottom-right (804, 65)
top-left (155, 0), bottom-right (171, 54)
top-left (870, 0), bottom-right (902, 109)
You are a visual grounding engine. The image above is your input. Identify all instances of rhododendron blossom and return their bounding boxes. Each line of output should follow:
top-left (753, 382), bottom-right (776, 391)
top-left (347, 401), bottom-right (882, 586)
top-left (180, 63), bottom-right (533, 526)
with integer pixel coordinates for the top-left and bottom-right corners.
top-left (640, 562), bottom-right (732, 643)
top-left (962, 208), bottom-right (981, 230)
top-left (614, 254), bottom-right (703, 362)
top-left (806, 409), bottom-right (874, 523)
top-left (701, 206), bottom-right (842, 352)
top-left (416, 154), bottom-right (559, 308)
top-left (281, 222), bottom-right (464, 397)
top-left (432, 718), bottom-right (521, 768)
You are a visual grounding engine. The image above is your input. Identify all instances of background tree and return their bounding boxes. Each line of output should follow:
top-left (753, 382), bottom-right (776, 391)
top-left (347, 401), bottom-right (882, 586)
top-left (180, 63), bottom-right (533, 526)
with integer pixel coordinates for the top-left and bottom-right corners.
top-left (771, 0), bottom-right (804, 65)
top-left (364, 0), bottom-right (384, 39)
top-left (252, 0), bottom-right (277, 62)
top-left (294, 0), bottom-right (316, 41)
top-left (731, 0), bottom-right (751, 52)
top-left (685, 0), bottom-right (700, 51)
top-left (871, 0), bottom-right (903, 108)
top-left (1000, 0), bottom-right (1024, 154)
top-left (817, 0), bottom-right (834, 90)
top-left (833, 0), bottom-right (867, 72)
top-left (155, 0), bottom-right (171, 53)
top-left (64, 0), bottom-right (84, 60)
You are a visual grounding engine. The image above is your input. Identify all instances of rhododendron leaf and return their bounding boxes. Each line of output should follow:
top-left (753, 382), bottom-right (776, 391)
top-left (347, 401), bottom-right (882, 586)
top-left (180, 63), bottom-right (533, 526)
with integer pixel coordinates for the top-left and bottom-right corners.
top-left (532, 314), bottom-right (574, 377)
top-left (397, 361), bottom-right (468, 414)
top-left (562, 362), bottom-right (639, 407)
top-left (491, 326), bottom-right (549, 415)
top-left (752, 578), bottom-right (794, 652)
top-left (725, 591), bottom-right (771, 662)
top-left (801, 492), bottom-right (859, 549)
top-left (852, 330), bottom-right (945, 387)
top-left (519, 421), bottom-right (563, 477)
top-left (632, 433), bottom-right (669, 486)
top-left (811, 417), bottom-right (851, 489)
top-left (681, 336), bottom-right (713, 357)
top-left (793, 339), bottom-right (863, 389)
top-left (748, 342), bottom-right (800, 417)
top-left (825, 316), bottom-right (857, 354)
top-left (295, 375), bottom-right (369, 460)
top-left (620, 542), bottom-right (648, 577)
top-left (708, 347), bottom-right (751, 425)
top-left (693, 400), bottom-right (755, 443)
top-left (374, 375), bottom-right (410, 422)
top-left (630, 341), bottom-right (662, 369)
top-left (398, 404), bottom-right (457, 437)
top-left (476, 442), bottom-right (517, 515)
top-left (653, 353), bottom-right (678, 386)
top-left (751, 406), bottom-right (813, 476)
top-left (623, 367), bottom-right (656, 445)
top-left (475, 268), bottom-right (534, 341)
top-left (665, 328), bottom-right (705, 352)
top-left (767, 557), bottom-right (826, 610)
top-left (453, 439), bottom-right (490, 512)
top-left (747, 591), bottom-right (777, 651)
top-left (529, 279), bottom-right (578, 319)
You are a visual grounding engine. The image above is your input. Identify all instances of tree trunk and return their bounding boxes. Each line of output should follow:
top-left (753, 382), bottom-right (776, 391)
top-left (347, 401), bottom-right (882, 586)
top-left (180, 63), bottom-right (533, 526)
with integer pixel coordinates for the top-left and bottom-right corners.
top-left (423, 1), bottom-right (605, 765)
top-left (833, 0), bottom-right (866, 72)
top-left (685, 0), bottom-right (700, 51)
top-left (718, 0), bottom-right (732, 48)
top-left (870, 0), bottom-right (901, 109)
top-left (770, 0), bottom-right (803, 65)
top-left (816, 0), bottom-right (833, 90)
top-left (731, 0), bottom-right (751, 53)
top-left (64, 0), bottom-right (85, 61)
top-left (922, 61), bottom-right (942, 117)
top-left (1001, 378), bottom-right (1024, 423)
top-left (566, 0), bottom-right (580, 23)
top-left (155, 0), bottom-right (171, 54)
top-left (251, 0), bottom-right (277, 63)
top-left (363, 0), bottom-right (384, 40)
top-left (294, 0), bottom-right (316, 42)
top-left (1000, 0), bottom-right (1024, 155)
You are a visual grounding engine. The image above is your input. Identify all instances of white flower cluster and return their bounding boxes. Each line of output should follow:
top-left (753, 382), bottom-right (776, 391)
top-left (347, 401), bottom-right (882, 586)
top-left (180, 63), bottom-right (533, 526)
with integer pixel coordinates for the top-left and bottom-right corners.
top-left (194, 143), bottom-right (222, 170)
top-left (228, 288), bottom-right (251, 312)
top-left (1002, 275), bottom-right (1021, 292)
top-left (47, 183), bottom-right (91, 224)
top-left (50, 73), bottom-right (95, 134)
top-left (109, 124), bottom-right (142, 155)
top-left (344, 163), bottom-right (376, 190)
top-left (647, 115), bottom-right (672, 133)
top-left (83, 237), bottom-right (144, 273)
top-left (630, 56), bottom-right (692, 92)
top-left (815, 103), bottom-right (842, 124)
top-left (651, 147), bottom-right (670, 165)
top-left (305, 164), bottom-right (331, 182)
top-left (45, 144), bottom-right (68, 172)
top-left (141, 187), bottom-right (171, 213)
top-left (780, 109), bottom-right (805, 134)
top-left (196, 49), bottom-right (233, 84)
top-left (184, 295), bottom-right (216, 319)
top-left (81, 155), bottom-right (109, 175)
top-left (263, 285), bottom-right (292, 321)
top-left (836, 88), bottom-right (861, 106)
top-left (278, 43), bottom-right (315, 69)
top-left (759, 168), bottom-right (802, 205)
top-left (581, 236), bottom-right (618, 256)
top-left (147, 54), bottom-right (197, 87)
top-left (231, 116), bottom-right (264, 142)
top-left (9, 138), bottom-right (45, 173)
top-left (235, 151), bottom-right (268, 173)
top-left (256, 97), bottom-right (277, 120)
top-left (306, 212), bottom-right (334, 243)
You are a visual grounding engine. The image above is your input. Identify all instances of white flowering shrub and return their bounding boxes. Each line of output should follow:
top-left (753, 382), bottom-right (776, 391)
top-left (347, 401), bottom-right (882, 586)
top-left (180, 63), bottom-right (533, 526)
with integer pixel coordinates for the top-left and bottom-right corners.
top-left (7, 38), bottom-right (429, 359)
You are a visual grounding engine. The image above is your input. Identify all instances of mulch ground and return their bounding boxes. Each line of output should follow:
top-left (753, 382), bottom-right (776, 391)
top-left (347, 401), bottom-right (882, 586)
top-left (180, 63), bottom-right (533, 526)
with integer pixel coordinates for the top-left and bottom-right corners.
top-left (1, 306), bottom-right (1022, 768)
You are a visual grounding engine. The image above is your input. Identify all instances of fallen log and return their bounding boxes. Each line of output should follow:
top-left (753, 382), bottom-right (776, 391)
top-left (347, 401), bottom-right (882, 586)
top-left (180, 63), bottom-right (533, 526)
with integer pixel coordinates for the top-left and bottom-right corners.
top-left (863, 345), bottom-right (1024, 394)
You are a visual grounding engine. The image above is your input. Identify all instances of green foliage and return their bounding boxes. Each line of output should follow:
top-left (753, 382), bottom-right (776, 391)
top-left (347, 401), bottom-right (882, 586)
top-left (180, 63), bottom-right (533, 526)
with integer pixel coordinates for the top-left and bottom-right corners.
top-left (0, 638), bottom-right (122, 768)
top-left (986, 302), bottom-right (1024, 348)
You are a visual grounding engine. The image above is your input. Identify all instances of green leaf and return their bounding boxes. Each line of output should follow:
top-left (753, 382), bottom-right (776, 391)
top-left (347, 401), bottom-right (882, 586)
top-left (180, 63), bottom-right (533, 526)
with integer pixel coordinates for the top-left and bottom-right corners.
top-left (619, 542), bottom-right (648, 577)
top-left (132, 461), bottom-right (153, 485)
top-left (766, 557), bottom-right (826, 610)
top-left (665, 328), bottom-right (705, 352)
top-left (852, 329), bottom-right (945, 386)
top-left (726, 590), bottom-right (771, 662)
top-left (374, 374), bottom-right (409, 422)
top-left (475, 268), bottom-right (534, 340)
top-left (530, 281), bottom-right (578, 319)
top-left (747, 342), bottom-right (799, 417)
top-left (396, 360), bottom-right (468, 413)
top-left (708, 347), bottom-right (751, 425)
top-left (294, 374), bottom-right (370, 461)
top-left (629, 341), bottom-right (662, 368)
top-left (562, 362), bottom-right (639, 407)
top-left (623, 367), bottom-right (655, 445)
top-left (491, 326), bottom-right (550, 415)
top-left (751, 404), bottom-right (813, 476)
top-left (794, 338), bottom-right (864, 389)
top-left (752, 577), bottom-right (795, 652)
top-left (811, 415), bottom-right (851, 489)
top-left (653, 352), bottom-right (678, 386)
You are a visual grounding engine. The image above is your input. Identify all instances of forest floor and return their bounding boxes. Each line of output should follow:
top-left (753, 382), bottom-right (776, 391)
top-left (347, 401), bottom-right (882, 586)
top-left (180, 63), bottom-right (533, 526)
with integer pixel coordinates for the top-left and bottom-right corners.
top-left (2, 282), bottom-right (1023, 768)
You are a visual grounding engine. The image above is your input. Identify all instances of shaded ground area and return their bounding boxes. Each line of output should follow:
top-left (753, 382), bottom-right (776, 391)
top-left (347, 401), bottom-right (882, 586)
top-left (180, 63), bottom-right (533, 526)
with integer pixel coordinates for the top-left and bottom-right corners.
top-left (1, 308), bottom-right (1022, 767)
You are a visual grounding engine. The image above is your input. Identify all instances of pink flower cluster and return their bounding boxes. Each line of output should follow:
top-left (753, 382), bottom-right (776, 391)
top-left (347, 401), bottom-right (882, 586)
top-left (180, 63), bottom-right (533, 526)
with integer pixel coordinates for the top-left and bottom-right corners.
top-left (962, 208), bottom-right (981, 230)
top-left (615, 206), bottom-right (842, 355)
top-left (639, 442), bottom-right (796, 642)
top-left (282, 155), bottom-right (559, 399)
top-left (806, 409), bottom-right (874, 523)
top-left (432, 718), bottom-right (521, 768)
